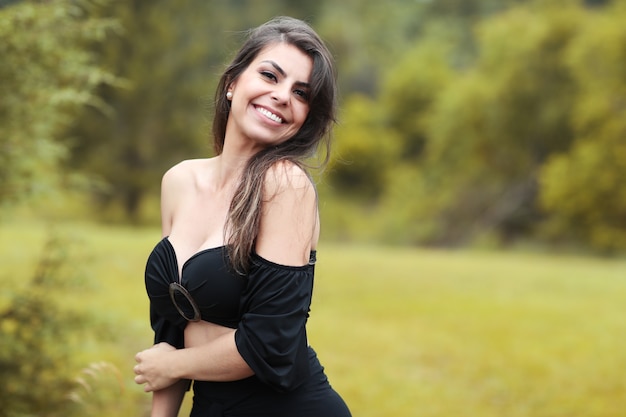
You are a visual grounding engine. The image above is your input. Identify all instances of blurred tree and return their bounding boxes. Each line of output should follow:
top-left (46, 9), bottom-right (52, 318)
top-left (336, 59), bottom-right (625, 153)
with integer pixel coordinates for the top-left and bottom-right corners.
top-left (0, 235), bottom-right (103, 417)
top-left (327, 94), bottom-right (401, 201)
top-left (67, 0), bottom-right (216, 221)
top-left (0, 0), bottom-right (19, 7)
top-left (318, 0), bottom-right (528, 97)
top-left (539, 2), bottom-right (626, 252)
top-left (379, 38), bottom-right (454, 161)
top-left (325, 37), bottom-right (452, 217)
top-left (584, 0), bottom-right (611, 5)
top-left (381, 4), bottom-right (584, 246)
top-left (317, 0), bottom-right (421, 94)
top-left (0, 0), bottom-right (117, 211)
top-left (420, 0), bottom-right (528, 15)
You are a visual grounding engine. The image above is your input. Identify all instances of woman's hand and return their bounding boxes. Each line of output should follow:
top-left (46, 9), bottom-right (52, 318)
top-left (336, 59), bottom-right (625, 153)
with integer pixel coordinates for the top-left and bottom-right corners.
top-left (134, 342), bottom-right (178, 392)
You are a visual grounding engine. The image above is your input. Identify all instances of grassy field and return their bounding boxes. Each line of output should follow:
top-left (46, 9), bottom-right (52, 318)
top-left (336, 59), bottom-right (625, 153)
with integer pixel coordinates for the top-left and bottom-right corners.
top-left (2, 220), bottom-right (626, 416)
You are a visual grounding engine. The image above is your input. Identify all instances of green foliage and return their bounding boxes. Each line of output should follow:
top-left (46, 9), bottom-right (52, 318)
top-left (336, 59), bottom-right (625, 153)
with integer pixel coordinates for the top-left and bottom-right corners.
top-left (328, 94), bottom-right (401, 200)
top-left (317, 0), bottom-right (420, 94)
top-left (318, 0), bottom-right (526, 95)
top-left (0, 234), bottom-right (91, 416)
top-left (412, 5), bottom-right (581, 244)
top-left (0, 0), bottom-right (117, 209)
top-left (540, 137), bottom-right (626, 251)
top-left (539, 2), bottom-right (626, 252)
top-left (67, 0), bottom-right (212, 220)
top-left (380, 39), bottom-right (454, 160)
top-left (67, 361), bottom-right (131, 416)
top-left (320, 0), bottom-right (625, 251)
top-left (0, 227), bottom-right (143, 417)
top-left (3, 0), bottom-right (624, 251)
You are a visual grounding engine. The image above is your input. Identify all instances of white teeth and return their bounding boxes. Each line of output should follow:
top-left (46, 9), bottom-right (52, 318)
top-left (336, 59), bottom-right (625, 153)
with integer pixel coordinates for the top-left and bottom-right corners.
top-left (256, 107), bottom-right (282, 123)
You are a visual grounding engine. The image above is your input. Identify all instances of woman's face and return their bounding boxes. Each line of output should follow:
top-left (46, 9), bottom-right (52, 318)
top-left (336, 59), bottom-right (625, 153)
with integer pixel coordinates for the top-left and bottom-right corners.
top-left (226, 42), bottom-right (313, 150)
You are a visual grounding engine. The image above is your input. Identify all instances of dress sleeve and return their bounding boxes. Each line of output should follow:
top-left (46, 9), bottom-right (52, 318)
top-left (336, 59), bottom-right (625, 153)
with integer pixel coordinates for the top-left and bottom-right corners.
top-left (145, 238), bottom-right (186, 349)
top-left (150, 303), bottom-right (185, 349)
top-left (234, 254), bottom-right (315, 392)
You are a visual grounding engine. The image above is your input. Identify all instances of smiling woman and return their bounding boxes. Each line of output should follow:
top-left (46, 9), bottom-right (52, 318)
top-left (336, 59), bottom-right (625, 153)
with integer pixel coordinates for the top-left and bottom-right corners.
top-left (133, 16), bottom-right (350, 417)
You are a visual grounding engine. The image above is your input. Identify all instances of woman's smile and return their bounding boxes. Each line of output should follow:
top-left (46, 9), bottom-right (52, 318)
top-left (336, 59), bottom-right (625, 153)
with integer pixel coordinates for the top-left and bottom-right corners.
top-left (254, 105), bottom-right (284, 124)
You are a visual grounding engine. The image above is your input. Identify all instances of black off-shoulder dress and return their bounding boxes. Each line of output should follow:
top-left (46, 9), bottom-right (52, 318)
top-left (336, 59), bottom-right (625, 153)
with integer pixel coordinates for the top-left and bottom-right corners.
top-left (144, 237), bottom-right (351, 417)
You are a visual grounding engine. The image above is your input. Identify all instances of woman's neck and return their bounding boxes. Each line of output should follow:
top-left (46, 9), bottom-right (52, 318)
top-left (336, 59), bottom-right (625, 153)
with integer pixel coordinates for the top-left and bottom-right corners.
top-left (212, 149), bottom-right (250, 192)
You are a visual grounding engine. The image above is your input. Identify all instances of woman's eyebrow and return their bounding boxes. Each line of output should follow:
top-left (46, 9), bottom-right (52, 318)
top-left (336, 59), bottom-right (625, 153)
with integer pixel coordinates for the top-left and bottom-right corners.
top-left (261, 60), bottom-right (311, 88)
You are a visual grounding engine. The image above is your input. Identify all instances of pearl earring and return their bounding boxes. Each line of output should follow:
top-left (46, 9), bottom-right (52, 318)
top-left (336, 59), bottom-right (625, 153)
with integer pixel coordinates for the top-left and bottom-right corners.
top-left (226, 91), bottom-right (233, 100)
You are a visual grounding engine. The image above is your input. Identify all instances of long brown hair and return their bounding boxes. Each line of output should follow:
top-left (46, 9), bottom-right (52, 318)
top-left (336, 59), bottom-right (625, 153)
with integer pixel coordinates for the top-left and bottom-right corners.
top-left (212, 17), bottom-right (338, 273)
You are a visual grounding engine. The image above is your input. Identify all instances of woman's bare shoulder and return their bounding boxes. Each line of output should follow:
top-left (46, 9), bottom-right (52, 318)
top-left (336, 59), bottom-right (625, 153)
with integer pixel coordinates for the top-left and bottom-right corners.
top-left (160, 159), bottom-right (214, 236)
top-left (256, 161), bottom-right (319, 265)
top-left (264, 160), bottom-right (315, 198)
top-left (162, 158), bottom-right (212, 191)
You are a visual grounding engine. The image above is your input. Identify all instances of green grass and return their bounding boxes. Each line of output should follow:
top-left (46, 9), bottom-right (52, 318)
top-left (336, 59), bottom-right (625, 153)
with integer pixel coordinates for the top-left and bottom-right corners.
top-left (2, 220), bottom-right (626, 417)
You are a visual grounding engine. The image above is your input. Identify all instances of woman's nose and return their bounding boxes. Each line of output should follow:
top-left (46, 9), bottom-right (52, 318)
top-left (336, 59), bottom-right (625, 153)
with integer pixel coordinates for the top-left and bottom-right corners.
top-left (271, 86), bottom-right (290, 105)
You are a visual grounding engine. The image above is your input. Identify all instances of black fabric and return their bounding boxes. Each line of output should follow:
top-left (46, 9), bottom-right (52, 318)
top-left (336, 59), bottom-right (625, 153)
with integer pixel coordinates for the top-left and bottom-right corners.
top-left (190, 348), bottom-right (351, 417)
top-left (145, 239), bottom-right (335, 383)
top-left (145, 238), bottom-right (186, 349)
top-left (145, 238), bottom-right (245, 336)
top-left (144, 238), bottom-right (350, 415)
top-left (234, 252), bottom-right (314, 392)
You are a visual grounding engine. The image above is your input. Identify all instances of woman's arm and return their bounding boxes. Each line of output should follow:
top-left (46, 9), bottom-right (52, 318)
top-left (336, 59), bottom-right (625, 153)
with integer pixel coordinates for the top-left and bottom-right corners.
top-left (136, 165), bottom-right (190, 411)
top-left (150, 379), bottom-right (188, 417)
top-left (135, 332), bottom-right (253, 391)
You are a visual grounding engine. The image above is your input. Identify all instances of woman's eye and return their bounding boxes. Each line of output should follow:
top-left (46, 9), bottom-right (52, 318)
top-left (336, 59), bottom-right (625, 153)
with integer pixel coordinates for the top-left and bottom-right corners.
top-left (261, 71), bottom-right (277, 81)
top-left (294, 89), bottom-right (309, 100)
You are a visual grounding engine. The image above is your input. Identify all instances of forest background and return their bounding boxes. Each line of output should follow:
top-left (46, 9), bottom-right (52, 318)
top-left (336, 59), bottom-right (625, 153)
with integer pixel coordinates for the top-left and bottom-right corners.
top-left (1, 0), bottom-right (625, 416)
top-left (3, 0), bottom-right (625, 252)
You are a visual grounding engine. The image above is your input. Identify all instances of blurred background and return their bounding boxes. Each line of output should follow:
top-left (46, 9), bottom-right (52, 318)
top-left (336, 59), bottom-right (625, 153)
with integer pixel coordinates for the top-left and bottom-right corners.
top-left (1, 0), bottom-right (625, 416)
